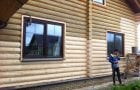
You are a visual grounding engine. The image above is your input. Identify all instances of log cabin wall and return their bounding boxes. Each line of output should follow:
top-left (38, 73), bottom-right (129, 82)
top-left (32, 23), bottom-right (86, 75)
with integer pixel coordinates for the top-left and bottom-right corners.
top-left (0, 0), bottom-right (88, 88)
top-left (0, 0), bottom-right (137, 88)
top-left (135, 13), bottom-right (140, 22)
top-left (135, 14), bottom-right (140, 52)
top-left (89, 0), bottom-right (137, 77)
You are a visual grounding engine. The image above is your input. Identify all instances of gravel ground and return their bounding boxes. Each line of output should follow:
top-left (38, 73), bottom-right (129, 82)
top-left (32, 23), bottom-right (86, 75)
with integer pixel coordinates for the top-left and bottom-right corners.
top-left (74, 77), bottom-right (140, 90)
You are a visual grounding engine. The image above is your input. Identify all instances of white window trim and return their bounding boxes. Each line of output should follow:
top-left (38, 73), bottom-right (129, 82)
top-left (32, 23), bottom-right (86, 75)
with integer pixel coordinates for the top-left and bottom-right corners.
top-left (21, 15), bottom-right (66, 61)
top-left (92, 0), bottom-right (106, 6)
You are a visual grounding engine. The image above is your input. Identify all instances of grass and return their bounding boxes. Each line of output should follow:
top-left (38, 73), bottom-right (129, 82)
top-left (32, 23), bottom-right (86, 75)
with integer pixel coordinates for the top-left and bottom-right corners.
top-left (111, 80), bottom-right (140, 90)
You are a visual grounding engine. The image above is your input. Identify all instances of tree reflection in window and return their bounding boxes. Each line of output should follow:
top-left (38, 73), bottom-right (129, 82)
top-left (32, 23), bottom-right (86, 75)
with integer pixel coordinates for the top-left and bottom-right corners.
top-left (25, 23), bottom-right (44, 57)
top-left (47, 24), bottom-right (62, 57)
top-left (107, 33), bottom-right (114, 56)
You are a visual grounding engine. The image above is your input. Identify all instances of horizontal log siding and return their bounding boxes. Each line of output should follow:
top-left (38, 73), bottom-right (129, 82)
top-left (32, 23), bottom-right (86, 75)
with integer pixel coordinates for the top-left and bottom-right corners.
top-left (0, 0), bottom-right (88, 88)
top-left (0, 0), bottom-right (137, 88)
top-left (89, 0), bottom-right (136, 77)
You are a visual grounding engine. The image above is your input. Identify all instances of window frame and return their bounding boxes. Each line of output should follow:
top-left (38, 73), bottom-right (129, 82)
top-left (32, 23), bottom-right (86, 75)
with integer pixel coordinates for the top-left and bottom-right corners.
top-left (107, 31), bottom-right (124, 57)
top-left (21, 15), bottom-right (66, 61)
top-left (92, 0), bottom-right (106, 6)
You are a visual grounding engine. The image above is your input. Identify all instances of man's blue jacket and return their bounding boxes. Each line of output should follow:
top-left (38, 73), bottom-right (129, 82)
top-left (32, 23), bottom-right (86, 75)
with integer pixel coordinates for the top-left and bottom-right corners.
top-left (109, 54), bottom-right (120, 68)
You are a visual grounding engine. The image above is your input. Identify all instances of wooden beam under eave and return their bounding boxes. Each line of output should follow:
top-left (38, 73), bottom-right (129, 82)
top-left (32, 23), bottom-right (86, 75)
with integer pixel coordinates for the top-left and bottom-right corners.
top-left (135, 13), bottom-right (140, 22)
top-left (125, 0), bottom-right (140, 13)
top-left (0, 0), bottom-right (28, 29)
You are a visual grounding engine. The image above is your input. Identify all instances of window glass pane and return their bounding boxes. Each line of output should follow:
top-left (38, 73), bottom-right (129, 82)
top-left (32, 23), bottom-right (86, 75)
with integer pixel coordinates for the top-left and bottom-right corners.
top-left (115, 34), bottom-right (123, 56)
top-left (47, 24), bottom-right (62, 57)
top-left (23, 17), bottom-right (65, 60)
top-left (107, 33), bottom-right (115, 56)
top-left (94, 0), bottom-right (104, 4)
top-left (24, 23), bottom-right (44, 57)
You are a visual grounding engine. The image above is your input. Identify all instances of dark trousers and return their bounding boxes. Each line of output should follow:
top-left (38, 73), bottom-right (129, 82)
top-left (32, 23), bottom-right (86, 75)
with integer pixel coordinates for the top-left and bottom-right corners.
top-left (112, 67), bottom-right (122, 84)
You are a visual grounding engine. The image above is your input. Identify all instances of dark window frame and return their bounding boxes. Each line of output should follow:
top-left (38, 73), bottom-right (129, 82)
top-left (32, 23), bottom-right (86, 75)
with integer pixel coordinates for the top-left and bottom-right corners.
top-left (22, 16), bottom-right (65, 61)
top-left (107, 31), bottom-right (124, 57)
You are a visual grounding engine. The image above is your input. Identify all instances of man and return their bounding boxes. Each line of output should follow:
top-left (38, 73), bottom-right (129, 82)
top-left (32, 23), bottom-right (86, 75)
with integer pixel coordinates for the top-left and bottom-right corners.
top-left (109, 49), bottom-right (122, 85)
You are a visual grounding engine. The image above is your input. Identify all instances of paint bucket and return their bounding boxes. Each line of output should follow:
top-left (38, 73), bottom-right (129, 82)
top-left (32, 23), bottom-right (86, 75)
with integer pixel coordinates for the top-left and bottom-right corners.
top-left (132, 47), bottom-right (138, 54)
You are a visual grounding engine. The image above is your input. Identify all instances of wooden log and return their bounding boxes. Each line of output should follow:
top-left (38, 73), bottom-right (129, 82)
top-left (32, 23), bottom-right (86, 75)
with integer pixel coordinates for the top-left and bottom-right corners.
top-left (0, 54), bottom-right (20, 59)
top-left (0, 47), bottom-right (20, 53)
top-left (0, 71), bottom-right (86, 84)
top-left (0, 35), bottom-right (20, 42)
top-left (27, 0), bottom-right (86, 17)
top-left (0, 29), bottom-right (21, 36)
top-left (0, 67), bottom-right (86, 78)
top-left (0, 75), bottom-right (86, 88)
top-left (5, 24), bottom-right (21, 30)
top-left (66, 40), bottom-right (87, 46)
top-left (65, 45), bottom-right (87, 50)
top-left (0, 63), bottom-right (86, 72)
top-left (89, 72), bottom-right (112, 77)
top-left (0, 58), bottom-right (87, 66)
top-left (0, 41), bottom-right (20, 47)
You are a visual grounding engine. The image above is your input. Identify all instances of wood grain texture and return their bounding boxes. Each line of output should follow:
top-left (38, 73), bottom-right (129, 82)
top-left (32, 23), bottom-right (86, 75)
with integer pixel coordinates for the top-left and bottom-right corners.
top-left (0, 0), bottom-right (137, 88)
top-left (89, 0), bottom-right (136, 77)
top-left (0, 0), bottom-right (88, 88)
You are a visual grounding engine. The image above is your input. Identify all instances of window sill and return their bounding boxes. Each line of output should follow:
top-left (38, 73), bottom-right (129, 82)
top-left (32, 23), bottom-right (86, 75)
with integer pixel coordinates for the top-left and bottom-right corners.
top-left (21, 58), bottom-right (65, 62)
top-left (107, 56), bottom-right (126, 59)
top-left (120, 57), bottom-right (126, 59)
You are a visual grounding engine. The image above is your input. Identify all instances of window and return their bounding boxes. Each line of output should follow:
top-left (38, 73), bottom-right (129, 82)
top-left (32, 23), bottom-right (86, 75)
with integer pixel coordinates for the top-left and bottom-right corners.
top-left (23, 16), bottom-right (65, 60)
top-left (93, 0), bottom-right (106, 5)
top-left (107, 32), bottom-right (124, 57)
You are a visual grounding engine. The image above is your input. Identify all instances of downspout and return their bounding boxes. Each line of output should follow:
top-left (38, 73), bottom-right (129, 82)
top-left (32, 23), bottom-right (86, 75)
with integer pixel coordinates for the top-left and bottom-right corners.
top-left (135, 0), bottom-right (140, 8)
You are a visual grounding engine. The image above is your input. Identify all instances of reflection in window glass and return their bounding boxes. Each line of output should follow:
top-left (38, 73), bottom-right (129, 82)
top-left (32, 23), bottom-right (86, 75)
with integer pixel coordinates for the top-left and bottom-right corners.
top-left (25, 23), bottom-right (44, 57)
top-left (47, 24), bottom-right (62, 57)
top-left (94, 0), bottom-right (105, 4)
top-left (23, 17), bottom-right (64, 59)
top-left (107, 32), bottom-right (124, 56)
top-left (107, 33), bottom-right (114, 56)
top-left (115, 35), bottom-right (123, 56)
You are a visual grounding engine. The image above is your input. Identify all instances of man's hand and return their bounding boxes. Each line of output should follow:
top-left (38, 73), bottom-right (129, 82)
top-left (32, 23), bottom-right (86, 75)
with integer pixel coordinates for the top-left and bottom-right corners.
top-left (115, 61), bottom-right (118, 64)
top-left (116, 52), bottom-right (120, 57)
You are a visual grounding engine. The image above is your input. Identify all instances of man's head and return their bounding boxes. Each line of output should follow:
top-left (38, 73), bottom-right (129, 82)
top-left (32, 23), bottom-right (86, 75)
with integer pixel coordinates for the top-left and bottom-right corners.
top-left (113, 49), bottom-right (119, 55)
